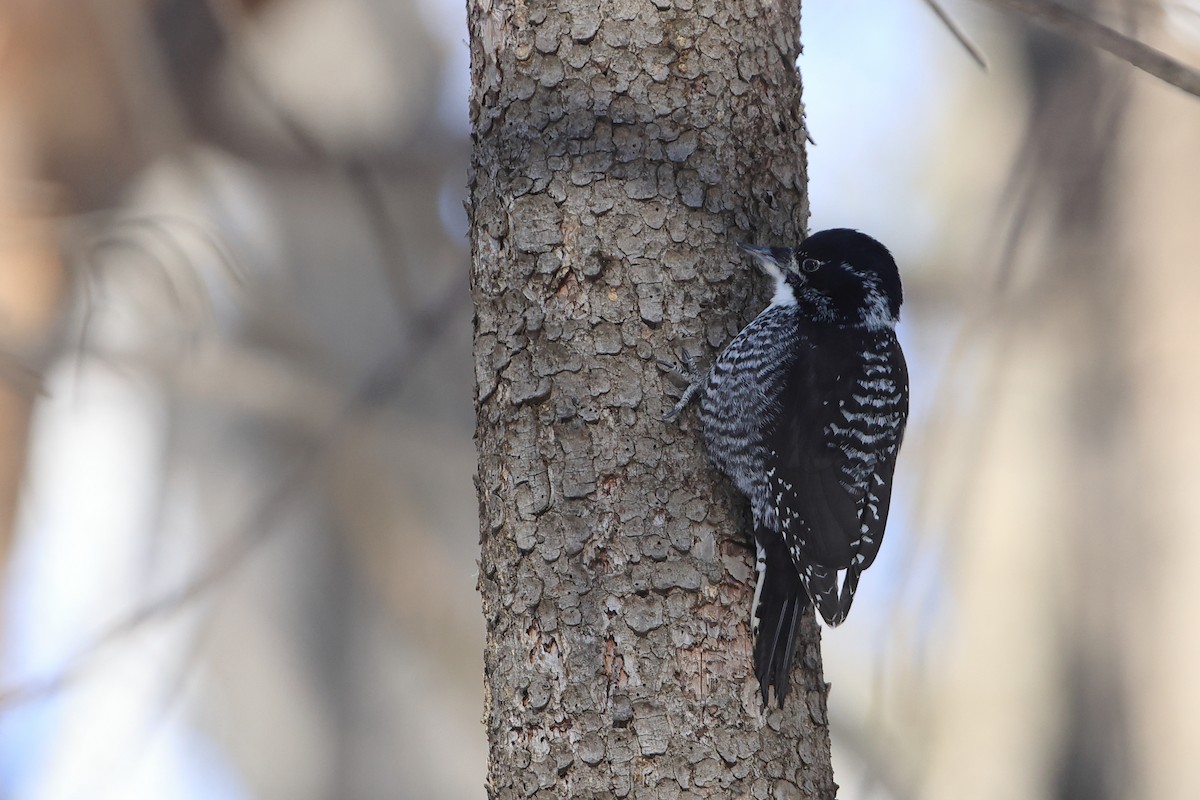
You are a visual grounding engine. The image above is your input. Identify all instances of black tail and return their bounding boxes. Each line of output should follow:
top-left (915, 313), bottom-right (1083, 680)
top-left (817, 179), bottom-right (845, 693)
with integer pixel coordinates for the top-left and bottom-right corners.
top-left (803, 563), bottom-right (861, 627)
top-left (752, 540), bottom-right (808, 708)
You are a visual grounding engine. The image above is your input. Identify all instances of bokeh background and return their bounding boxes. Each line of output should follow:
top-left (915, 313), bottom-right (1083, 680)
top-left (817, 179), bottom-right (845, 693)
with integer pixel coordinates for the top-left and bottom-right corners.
top-left (0, 0), bottom-right (1197, 798)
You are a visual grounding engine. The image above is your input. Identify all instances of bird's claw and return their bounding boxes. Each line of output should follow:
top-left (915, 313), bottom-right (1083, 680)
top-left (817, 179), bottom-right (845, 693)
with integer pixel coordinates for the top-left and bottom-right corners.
top-left (658, 348), bottom-right (703, 423)
top-left (657, 358), bottom-right (692, 390)
top-left (657, 348), bottom-right (700, 385)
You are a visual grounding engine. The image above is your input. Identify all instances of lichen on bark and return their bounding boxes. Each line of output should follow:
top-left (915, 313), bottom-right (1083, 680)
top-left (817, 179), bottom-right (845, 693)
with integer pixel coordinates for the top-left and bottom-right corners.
top-left (468, 0), bottom-right (835, 797)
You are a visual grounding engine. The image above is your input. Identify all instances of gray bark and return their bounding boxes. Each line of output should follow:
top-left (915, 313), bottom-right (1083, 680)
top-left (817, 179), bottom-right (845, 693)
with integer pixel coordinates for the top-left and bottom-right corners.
top-left (468, 1), bottom-right (834, 797)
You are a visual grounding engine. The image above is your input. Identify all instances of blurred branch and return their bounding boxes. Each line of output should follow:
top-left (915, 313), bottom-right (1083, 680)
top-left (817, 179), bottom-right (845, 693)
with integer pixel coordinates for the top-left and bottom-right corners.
top-left (0, 270), bottom-right (470, 713)
top-left (63, 212), bottom-right (251, 395)
top-left (983, 0), bottom-right (1200, 97)
top-left (920, 0), bottom-right (989, 70)
top-left (0, 451), bottom-right (297, 711)
top-left (204, 0), bottom-right (417, 320)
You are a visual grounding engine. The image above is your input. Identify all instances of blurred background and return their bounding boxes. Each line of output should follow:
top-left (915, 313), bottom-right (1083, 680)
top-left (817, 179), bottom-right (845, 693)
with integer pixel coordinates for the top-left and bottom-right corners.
top-left (0, 0), bottom-right (1196, 798)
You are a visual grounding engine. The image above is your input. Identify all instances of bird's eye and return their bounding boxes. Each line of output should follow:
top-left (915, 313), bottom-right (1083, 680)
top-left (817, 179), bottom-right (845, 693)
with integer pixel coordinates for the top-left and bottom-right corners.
top-left (801, 258), bottom-right (821, 273)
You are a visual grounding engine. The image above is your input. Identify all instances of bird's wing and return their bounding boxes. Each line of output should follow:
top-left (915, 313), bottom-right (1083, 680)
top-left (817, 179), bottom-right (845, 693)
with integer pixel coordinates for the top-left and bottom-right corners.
top-left (763, 330), bottom-right (908, 621)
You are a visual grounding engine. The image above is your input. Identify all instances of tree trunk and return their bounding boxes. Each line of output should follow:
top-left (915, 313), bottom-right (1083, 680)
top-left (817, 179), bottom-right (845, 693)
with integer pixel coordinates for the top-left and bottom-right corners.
top-left (468, 1), bottom-right (834, 797)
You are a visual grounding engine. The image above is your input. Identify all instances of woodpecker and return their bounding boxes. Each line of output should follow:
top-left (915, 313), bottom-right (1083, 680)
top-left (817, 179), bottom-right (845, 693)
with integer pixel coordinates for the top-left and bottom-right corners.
top-left (662, 228), bottom-right (909, 707)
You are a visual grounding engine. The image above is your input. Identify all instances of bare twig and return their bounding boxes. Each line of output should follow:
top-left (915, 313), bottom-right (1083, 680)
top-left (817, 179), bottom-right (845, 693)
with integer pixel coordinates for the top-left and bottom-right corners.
top-left (0, 457), bottom-right (293, 709)
top-left (983, 0), bottom-right (1200, 98)
top-left (204, 0), bottom-right (417, 322)
top-left (0, 271), bottom-right (470, 712)
top-left (920, 0), bottom-right (989, 70)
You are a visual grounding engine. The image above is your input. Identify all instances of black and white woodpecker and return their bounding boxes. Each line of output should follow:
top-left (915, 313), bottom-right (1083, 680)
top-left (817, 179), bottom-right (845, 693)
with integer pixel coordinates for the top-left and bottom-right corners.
top-left (662, 228), bottom-right (909, 707)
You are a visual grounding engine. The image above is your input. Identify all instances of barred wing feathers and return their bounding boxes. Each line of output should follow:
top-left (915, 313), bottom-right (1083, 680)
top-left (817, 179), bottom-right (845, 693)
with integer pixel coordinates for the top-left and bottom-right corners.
top-left (763, 329), bottom-right (908, 625)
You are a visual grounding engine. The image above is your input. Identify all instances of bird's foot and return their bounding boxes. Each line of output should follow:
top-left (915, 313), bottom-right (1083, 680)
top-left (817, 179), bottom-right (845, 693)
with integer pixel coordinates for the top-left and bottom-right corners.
top-left (657, 348), bottom-right (703, 422)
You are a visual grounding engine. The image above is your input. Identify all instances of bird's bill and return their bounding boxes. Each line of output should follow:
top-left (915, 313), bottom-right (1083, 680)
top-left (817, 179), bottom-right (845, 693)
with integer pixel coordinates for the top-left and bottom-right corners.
top-left (737, 242), bottom-right (788, 282)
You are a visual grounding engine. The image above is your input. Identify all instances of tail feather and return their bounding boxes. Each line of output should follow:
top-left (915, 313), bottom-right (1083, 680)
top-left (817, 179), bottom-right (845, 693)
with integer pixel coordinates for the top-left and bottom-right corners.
top-left (835, 566), bottom-right (862, 624)
top-left (802, 564), bottom-right (862, 627)
top-left (752, 539), bottom-right (807, 708)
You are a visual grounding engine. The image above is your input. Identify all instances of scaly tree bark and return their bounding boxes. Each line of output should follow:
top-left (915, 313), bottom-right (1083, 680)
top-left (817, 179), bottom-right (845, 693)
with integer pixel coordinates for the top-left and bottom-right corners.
top-left (469, 2), bottom-right (834, 797)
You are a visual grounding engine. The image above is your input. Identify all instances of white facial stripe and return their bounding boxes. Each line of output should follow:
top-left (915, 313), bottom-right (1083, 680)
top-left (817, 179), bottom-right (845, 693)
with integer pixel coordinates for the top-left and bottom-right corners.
top-left (748, 251), bottom-right (798, 308)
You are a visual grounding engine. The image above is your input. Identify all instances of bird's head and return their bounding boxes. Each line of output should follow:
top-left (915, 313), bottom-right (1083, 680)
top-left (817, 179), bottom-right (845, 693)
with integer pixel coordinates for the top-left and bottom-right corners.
top-left (738, 229), bottom-right (903, 329)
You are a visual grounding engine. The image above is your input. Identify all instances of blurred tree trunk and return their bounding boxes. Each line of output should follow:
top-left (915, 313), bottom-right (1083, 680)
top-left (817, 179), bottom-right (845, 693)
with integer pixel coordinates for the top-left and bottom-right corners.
top-left (1122, 28), bottom-right (1200, 800)
top-left (0, 2), bottom-right (76, 589)
top-left (922, 25), bottom-right (1136, 800)
top-left (468, 1), bottom-right (835, 798)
